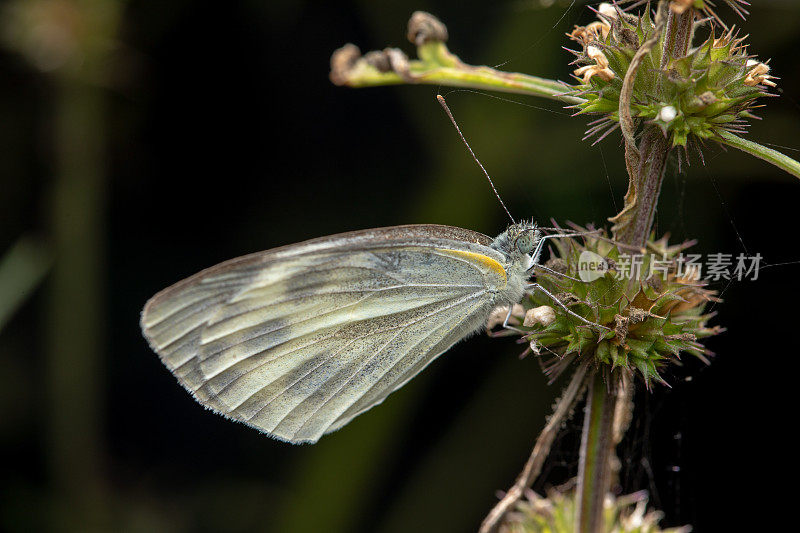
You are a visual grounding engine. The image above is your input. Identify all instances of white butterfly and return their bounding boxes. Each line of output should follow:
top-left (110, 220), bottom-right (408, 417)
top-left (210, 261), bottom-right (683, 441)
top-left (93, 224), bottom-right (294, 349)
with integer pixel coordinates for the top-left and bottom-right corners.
top-left (141, 221), bottom-right (575, 444)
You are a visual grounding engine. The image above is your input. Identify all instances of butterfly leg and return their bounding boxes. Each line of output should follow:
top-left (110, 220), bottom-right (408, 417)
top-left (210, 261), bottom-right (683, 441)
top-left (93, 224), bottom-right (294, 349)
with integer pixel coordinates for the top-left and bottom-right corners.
top-left (528, 230), bottom-right (599, 266)
top-left (531, 263), bottom-right (586, 283)
top-left (501, 304), bottom-right (527, 334)
top-left (525, 282), bottom-right (610, 332)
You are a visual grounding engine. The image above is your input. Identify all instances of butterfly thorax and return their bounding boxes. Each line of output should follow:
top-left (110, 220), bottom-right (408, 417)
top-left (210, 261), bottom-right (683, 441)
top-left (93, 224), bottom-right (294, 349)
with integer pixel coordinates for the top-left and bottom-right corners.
top-left (490, 221), bottom-right (541, 304)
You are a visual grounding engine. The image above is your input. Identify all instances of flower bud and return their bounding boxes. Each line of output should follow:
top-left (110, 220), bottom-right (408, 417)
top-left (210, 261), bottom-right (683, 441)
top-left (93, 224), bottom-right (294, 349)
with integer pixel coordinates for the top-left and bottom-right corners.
top-left (524, 306), bottom-right (556, 328)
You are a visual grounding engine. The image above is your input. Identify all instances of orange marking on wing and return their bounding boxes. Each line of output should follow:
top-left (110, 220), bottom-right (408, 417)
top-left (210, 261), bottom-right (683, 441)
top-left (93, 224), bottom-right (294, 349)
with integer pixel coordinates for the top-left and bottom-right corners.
top-left (438, 249), bottom-right (507, 284)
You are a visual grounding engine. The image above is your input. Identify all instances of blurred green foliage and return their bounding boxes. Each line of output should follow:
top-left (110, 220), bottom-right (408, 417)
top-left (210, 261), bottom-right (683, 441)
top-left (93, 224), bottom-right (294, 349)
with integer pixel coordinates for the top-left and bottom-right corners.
top-left (0, 236), bottom-right (49, 332)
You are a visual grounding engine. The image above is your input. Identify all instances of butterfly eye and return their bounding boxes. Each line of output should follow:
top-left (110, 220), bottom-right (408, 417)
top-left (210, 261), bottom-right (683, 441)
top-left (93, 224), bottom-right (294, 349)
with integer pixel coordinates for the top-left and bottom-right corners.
top-left (516, 233), bottom-right (535, 254)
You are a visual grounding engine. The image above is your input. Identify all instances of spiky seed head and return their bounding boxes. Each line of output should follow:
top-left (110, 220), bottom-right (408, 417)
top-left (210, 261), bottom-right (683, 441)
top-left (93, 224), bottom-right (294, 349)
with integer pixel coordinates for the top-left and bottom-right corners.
top-left (567, 5), bottom-right (774, 147)
top-left (501, 226), bottom-right (722, 388)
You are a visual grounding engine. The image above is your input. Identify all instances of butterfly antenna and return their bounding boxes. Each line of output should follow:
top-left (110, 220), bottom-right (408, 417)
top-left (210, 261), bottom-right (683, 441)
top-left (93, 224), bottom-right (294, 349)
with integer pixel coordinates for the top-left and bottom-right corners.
top-left (437, 94), bottom-right (515, 224)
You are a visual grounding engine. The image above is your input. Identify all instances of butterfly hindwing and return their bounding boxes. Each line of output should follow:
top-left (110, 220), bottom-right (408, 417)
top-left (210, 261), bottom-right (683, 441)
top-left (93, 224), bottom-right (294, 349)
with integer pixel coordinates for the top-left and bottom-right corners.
top-left (141, 225), bottom-right (509, 443)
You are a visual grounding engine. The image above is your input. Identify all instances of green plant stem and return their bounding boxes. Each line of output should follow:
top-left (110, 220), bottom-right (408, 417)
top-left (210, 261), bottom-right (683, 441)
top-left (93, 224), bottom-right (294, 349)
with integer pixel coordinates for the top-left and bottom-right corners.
top-left (344, 64), bottom-right (582, 103)
top-left (614, 126), bottom-right (671, 247)
top-left (331, 41), bottom-right (583, 105)
top-left (576, 371), bottom-right (619, 533)
top-left (583, 111), bottom-right (673, 533)
top-left (659, 2), bottom-right (693, 70)
top-left (579, 8), bottom-right (694, 533)
top-left (716, 130), bottom-right (800, 180)
top-left (47, 73), bottom-right (109, 532)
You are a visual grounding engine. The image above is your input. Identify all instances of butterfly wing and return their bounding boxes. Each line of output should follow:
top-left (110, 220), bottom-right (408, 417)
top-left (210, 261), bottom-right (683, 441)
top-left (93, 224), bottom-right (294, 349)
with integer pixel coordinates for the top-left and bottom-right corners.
top-left (141, 225), bottom-right (509, 443)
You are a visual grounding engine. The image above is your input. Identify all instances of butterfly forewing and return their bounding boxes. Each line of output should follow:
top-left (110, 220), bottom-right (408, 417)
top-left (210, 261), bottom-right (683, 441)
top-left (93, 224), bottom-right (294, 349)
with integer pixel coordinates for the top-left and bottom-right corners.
top-left (141, 225), bottom-right (510, 443)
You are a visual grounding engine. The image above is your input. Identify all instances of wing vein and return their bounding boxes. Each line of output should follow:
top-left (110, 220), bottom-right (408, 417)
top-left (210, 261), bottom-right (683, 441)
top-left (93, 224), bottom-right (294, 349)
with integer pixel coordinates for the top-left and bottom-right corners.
top-left (292, 292), bottom-right (486, 435)
top-left (325, 298), bottom-right (485, 433)
top-left (215, 287), bottom-right (485, 402)
top-left (202, 283), bottom-right (481, 379)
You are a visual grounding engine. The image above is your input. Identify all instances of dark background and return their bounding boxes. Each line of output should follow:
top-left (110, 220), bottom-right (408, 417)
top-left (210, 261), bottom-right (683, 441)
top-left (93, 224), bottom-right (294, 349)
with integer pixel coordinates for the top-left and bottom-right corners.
top-left (2, 1), bottom-right (799, 531)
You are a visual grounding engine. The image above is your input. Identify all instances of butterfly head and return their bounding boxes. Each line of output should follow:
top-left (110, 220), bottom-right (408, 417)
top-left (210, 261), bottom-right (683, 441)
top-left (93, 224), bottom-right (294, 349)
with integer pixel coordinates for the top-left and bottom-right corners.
top-left (491, 221), bottom-right (542, 269)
